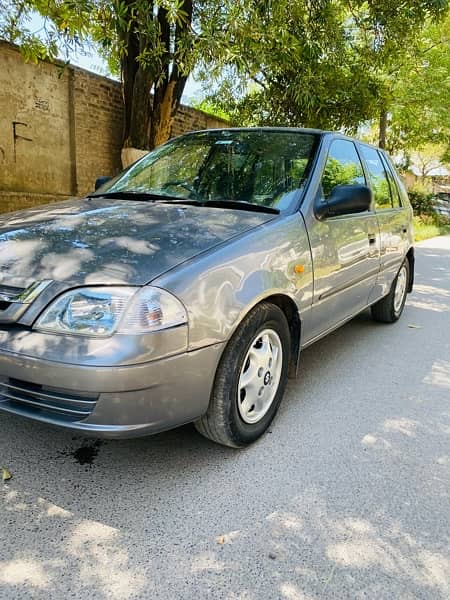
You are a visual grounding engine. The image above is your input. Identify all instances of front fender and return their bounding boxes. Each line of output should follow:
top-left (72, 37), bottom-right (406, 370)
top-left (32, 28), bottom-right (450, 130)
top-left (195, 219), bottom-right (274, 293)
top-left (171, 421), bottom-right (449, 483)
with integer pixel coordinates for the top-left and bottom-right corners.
top-left (153, 214), bottom-right (314, 350)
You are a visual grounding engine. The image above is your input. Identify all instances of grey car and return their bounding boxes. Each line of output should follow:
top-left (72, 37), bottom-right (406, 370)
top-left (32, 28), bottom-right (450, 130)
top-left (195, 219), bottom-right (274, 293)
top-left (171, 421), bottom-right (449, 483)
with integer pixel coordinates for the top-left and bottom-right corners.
top-left (0, 128), bottom-right (414, 447)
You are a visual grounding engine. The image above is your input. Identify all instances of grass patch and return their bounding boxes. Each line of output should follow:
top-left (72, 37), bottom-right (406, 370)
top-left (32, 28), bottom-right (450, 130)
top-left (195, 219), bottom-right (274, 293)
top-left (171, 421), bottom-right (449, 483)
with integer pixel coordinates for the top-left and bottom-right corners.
top-left (414, 215), bottom-right (450, 242)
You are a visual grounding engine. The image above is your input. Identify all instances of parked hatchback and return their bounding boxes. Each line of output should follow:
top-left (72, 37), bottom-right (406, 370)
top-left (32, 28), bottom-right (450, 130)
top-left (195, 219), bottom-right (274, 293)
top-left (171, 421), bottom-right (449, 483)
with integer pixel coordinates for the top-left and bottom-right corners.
top-left (0, 128), bottom-right (413, 447)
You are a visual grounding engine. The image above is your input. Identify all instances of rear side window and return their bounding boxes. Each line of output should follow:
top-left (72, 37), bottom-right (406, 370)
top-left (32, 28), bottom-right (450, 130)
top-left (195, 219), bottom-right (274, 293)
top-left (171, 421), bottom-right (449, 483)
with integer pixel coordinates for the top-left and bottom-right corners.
top-left (321, 140), bottom-right (366, 199)
top-left (380, 154), bottom-right (402, 208)
top-left (360, 146), bottom-right (396, 210)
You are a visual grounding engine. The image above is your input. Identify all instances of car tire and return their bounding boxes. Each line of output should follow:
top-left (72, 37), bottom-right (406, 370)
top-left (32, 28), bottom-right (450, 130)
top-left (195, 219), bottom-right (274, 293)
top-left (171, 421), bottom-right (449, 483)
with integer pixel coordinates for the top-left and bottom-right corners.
top-left (371, 259), bottom-right (410, 323)
top-left (194, 302), bottom-right (291, 448)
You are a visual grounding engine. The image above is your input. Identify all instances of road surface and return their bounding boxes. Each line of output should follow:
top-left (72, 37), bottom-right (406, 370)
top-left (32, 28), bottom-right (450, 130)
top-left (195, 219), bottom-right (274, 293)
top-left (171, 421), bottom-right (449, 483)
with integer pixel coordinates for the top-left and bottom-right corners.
top-left (1, 236), bottom-right (449, 599)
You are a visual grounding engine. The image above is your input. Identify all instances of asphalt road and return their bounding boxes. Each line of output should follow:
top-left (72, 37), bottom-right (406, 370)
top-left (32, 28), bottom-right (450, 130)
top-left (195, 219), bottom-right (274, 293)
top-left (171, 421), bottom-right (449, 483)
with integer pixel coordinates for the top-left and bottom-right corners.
top-left (1, 236), bottom-right (449, 600)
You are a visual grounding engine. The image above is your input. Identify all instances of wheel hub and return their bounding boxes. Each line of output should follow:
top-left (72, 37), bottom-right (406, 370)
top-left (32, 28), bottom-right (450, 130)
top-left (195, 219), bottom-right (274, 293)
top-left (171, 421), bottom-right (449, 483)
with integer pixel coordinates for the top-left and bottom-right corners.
top-left (394, 265), bottom-right (407, 313)
top-left (237, 328), bottom-right (283, 424)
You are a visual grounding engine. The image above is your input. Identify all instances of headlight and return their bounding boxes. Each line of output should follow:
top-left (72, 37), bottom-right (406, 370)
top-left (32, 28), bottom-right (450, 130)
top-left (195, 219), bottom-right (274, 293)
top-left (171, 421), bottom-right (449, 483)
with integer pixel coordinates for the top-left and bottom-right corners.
top-left (34, 286), bottom-right (187, 337)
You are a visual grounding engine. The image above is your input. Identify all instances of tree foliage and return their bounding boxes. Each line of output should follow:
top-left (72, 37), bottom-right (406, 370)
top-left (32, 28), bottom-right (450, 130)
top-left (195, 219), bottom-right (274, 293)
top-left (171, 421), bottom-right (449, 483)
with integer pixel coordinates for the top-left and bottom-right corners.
top-left (197, 1), bottom-right (449, 148)
top-left (0, 0), bottom-right (448, 153)
top-left (385, 13), bottom-right (450, 154)
top-left (198, 1), bottom-right (379, 130)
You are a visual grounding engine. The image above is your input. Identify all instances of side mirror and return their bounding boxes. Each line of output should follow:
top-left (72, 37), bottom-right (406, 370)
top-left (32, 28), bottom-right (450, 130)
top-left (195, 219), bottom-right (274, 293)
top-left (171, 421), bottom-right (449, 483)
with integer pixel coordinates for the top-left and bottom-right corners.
top-left (315, 184), bottom-right (372, 220)
top-left (94, 176), bottom-right (112, 191)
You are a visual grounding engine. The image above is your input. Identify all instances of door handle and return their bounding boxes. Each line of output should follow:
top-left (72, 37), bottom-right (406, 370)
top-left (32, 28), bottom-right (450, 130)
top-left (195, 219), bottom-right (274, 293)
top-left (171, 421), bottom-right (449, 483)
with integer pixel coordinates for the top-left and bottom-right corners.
top-left (368, 233), bottom-right (376, 244)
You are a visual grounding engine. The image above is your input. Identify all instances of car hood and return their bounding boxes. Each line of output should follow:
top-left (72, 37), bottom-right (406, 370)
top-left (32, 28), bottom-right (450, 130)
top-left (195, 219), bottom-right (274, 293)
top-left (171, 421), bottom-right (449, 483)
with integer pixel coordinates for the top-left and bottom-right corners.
top-left (0, 197), bottom-right (275, 288)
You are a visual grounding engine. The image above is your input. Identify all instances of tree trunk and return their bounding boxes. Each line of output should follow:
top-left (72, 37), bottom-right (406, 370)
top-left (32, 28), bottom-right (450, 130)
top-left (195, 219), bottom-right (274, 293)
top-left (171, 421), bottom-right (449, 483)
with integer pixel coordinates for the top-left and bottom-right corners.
top-left (120, 1), bottom-right (154, 150)
top-left (149, 74), bottom-right (189, 149)
top-left (119, 0), bottom-right (192, 155)
top-left (127, 66), bottom-right (154, 148)
top-left (379, 109), bottom-right (388, 149)
top-left (121, 9), bottom-right (139, 148)
top-left (148, 1), bottom-right (192, 150)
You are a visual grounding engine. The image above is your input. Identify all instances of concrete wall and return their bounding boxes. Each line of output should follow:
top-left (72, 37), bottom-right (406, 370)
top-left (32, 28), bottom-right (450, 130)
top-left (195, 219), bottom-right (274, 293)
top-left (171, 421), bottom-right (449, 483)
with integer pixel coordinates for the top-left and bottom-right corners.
top-left (0, 41), bottom-right (229, 214)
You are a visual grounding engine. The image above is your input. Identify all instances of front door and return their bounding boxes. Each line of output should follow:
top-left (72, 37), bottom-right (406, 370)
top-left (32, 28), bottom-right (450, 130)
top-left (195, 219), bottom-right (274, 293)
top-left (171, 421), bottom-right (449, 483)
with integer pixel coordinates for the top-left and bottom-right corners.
top-left (303, 138), bottom-right (380, 343)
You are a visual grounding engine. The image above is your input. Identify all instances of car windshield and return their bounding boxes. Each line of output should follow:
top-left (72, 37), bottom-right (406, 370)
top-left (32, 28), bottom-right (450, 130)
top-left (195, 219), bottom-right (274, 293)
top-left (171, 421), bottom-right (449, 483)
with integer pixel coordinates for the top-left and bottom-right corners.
top-left (95, 130), bottom-right (318, 211)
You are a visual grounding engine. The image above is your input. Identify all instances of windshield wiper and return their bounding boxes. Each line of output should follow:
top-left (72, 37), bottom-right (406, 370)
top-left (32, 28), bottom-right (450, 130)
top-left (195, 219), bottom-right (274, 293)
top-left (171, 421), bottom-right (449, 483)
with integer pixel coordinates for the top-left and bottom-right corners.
top-left (86, 191), bottom-right (178, 201)
top-left (87, 192), bottom-right (280, 214)
top-left (157, 199), bottom-right (280, 215)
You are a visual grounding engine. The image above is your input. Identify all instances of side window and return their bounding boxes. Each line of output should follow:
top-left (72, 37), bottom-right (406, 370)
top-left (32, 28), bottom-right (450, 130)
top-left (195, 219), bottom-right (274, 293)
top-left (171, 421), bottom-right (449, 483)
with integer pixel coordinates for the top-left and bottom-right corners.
top-left (380, 154), bottom-right (402, 208)
top-left (360, 146), bottom-right (394, 210)
top-left (321, 140), bottom-right (365, 199)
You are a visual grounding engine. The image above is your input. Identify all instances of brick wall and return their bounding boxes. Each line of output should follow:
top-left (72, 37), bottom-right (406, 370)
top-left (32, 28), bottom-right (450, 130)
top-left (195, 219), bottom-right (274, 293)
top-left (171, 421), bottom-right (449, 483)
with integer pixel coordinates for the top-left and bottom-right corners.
top-left (0, 41), bottom-right (229, 214)
top-left (71, 68), bottom-right (124, 197)
top-left (171, 105), bottom-right (229, 138)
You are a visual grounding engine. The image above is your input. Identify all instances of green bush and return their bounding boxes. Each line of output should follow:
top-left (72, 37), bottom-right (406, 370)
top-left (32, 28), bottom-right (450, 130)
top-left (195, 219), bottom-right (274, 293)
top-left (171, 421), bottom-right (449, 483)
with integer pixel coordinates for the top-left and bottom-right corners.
top-left (409, 185), bottom-right (450, 241)
top-left (408, 190), bottom-right (436, 216)
top-left (413, 215), bottom-right (450, 242)
top-left (408, 188), bottom-right (450, 229)
top-left (434, 212), bottom-right (450, 227)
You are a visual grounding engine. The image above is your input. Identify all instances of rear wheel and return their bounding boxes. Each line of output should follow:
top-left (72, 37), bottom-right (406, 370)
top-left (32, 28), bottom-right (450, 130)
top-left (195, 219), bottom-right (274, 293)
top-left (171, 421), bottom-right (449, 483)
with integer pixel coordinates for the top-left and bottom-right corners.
top-left (371, 260), bottom-right (410, 323)
top-left (194, 302), bottom-right (290, 448)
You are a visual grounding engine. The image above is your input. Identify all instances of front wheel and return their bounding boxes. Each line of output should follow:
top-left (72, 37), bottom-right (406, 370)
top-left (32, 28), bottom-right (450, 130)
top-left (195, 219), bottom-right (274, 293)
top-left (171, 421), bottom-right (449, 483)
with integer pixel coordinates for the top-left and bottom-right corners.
top-left (194, 302), bottom-right (290, 448)
top-left (371, 259), bottom-right (410, 323)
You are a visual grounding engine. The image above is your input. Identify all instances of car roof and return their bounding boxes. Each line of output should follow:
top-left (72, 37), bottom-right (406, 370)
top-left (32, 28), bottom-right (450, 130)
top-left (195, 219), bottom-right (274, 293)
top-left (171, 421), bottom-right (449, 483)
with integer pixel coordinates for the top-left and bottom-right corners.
top-left (184, 126), bottom-right (328, 136)
top-left (178, 127), bottom-right (385, 152)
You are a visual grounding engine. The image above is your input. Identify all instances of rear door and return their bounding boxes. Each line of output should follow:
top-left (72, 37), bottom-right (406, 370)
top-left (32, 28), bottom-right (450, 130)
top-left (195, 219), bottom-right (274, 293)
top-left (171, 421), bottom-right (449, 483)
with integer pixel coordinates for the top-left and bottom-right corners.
top-left (302, 138), bottom-right (380, 343)
top-left (359, 145), bottom-right (410, 300)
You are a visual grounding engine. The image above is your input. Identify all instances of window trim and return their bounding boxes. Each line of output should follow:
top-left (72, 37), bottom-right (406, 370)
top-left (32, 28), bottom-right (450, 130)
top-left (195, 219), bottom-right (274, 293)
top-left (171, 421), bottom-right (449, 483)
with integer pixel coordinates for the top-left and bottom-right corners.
top-left (358, 143), bottom-right (397, 212)
top-left (379, 152), bottom-right (403, 208)
top-left (319, 138), bottom-right (368, 201)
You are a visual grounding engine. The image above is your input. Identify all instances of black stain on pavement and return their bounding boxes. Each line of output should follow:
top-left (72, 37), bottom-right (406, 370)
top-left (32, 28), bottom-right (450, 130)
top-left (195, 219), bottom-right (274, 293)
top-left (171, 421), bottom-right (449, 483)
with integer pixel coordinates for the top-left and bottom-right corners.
top-left (59, 439), bottom-right (105, 466)
top-left (72, 440), bottom-right (103, 466)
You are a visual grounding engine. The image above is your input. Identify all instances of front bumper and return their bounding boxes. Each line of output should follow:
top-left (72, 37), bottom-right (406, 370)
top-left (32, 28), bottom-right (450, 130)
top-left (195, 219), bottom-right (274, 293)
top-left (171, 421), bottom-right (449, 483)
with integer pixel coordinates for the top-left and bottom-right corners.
top-left (0, 343), bottom-right (224, 438)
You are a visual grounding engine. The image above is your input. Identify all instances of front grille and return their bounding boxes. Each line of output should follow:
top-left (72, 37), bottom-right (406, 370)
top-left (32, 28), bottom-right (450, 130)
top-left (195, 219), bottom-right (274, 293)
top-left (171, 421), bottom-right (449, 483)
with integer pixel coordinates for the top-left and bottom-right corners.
top-left (0, 378), bottom-right (98, 422)
top-left (0, 281), bottom-right (52, 324)
top-left (0, 285), bottom-right (25, 312)
top-left (0, 284), bottom-right (25, 297)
